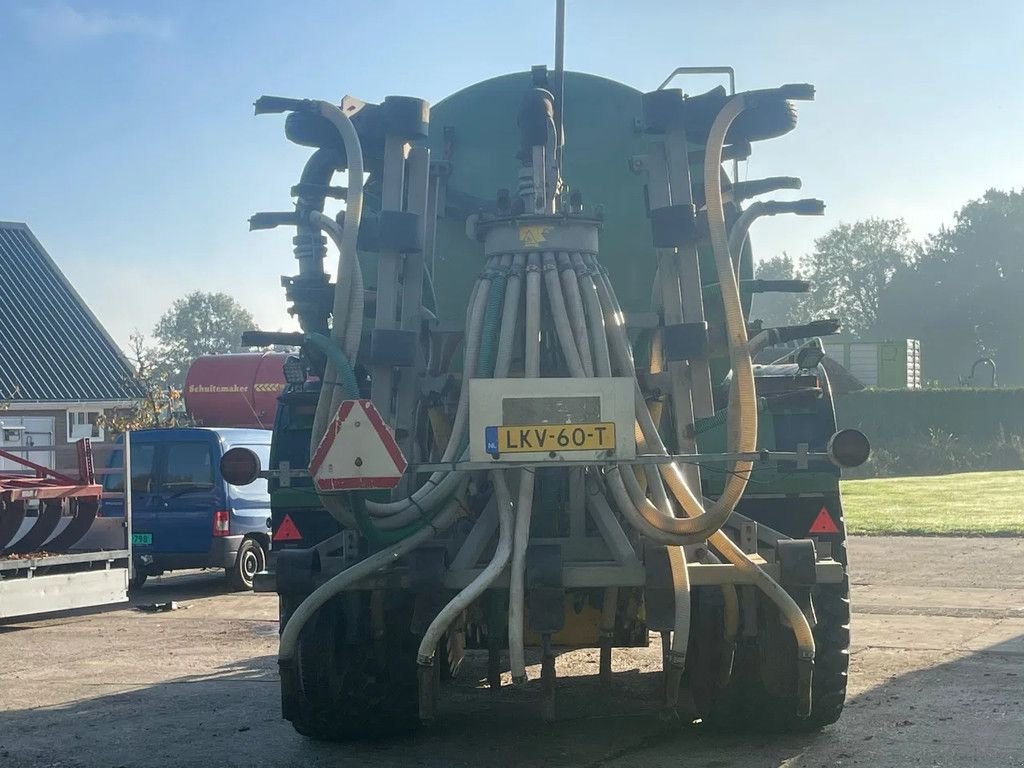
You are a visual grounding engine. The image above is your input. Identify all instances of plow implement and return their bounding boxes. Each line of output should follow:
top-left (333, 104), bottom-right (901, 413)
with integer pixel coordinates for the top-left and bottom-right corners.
top-left (0, 438), bottom-right (131, 621)
top-left (0, 440), bottom-right (101, 555)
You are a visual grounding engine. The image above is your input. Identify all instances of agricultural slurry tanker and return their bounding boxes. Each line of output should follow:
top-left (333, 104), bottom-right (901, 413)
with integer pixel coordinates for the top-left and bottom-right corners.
top-left (230, 15), bottom-right (868, 740)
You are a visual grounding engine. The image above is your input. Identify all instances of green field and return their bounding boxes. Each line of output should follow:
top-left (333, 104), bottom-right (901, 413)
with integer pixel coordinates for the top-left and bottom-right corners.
top-left (841, 470), bottom-right (1024, 536)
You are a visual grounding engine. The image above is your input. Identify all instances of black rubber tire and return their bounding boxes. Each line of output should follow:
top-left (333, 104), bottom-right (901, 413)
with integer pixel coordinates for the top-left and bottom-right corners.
top-left (228, 538), bottom-right (266, 591)
top-left (129, 568), bottom-right (148, 591)
top-left (287, 594), bottom-right (420, 742)
top-left (704, 578), bottom-right (851, 732)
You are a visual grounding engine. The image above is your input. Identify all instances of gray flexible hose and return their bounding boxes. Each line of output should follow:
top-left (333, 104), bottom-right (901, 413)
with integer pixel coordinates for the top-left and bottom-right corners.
top-left (508, 252), bottom-right (542, 684)
top-left (361, 261), bottom-right (494, 525)
top-left (558, 252), bottom-right (594, 377)
top-left (418, 472), bottom-right (514, 666)
top-left (309, 102), bottom-right (366, 459)
top-left (417, 252), bottom-right (520, 671)
top-left (542, 252), bottom-right (586, 378)
top-left (727, 200), bottom-right (764, 276)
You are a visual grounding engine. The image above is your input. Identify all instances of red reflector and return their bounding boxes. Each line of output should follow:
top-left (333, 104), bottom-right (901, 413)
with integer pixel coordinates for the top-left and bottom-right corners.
top-left (273, 514), bottom-right (302, 542)
top-left (212, 509), bottom-right (230, 537)
top-left (809, 507), bottom-right (840, 535)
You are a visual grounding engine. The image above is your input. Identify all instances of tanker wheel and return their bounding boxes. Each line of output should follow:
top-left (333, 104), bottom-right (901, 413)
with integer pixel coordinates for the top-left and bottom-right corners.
top-left (287, 593), bottom-right (420, 742)
top-left (704, 577), bottom-right (851, 732)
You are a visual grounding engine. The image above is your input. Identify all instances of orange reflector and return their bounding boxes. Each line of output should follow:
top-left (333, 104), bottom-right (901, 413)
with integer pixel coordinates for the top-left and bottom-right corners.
top-left (273, 514), bottom-right (302, 542)
top-left (809, 507), bottom-right (840, 535)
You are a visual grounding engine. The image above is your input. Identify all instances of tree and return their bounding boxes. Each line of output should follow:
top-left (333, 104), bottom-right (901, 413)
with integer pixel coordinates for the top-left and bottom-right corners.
top-left (750, 252), bottom-right (810, 328)
top-left (151, 291), bottom-right (257, 386)
top-left (875, 189), bottom-right (1024, 385)
top-left (801, 218), bottom-right (917, 337)
top-left (101, 332), bottom-right (192, 434)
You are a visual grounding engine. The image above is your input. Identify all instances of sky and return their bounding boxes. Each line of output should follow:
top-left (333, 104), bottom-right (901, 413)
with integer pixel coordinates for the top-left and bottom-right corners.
top-left (1, 0), bottom-right (1022, 348)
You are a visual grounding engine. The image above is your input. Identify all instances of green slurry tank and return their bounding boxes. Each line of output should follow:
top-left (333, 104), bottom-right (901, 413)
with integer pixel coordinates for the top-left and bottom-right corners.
top-left (233, 24), bottom-right (869, 742)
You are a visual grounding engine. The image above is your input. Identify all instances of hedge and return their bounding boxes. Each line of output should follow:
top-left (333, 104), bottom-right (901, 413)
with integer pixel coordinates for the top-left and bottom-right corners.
top-left (834, 388), bottom-right (1024, 443)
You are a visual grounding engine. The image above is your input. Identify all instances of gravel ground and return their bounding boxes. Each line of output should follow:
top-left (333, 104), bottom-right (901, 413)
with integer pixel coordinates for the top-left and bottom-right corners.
top-left (2, 536), bottom-right (1023, 768)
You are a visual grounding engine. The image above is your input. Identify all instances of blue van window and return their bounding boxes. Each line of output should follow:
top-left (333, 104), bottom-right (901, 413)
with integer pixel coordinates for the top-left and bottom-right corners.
top-left (227, 443), bottom-right (270, 501)
top-left (102, 443), bottom-right (157, 493)
top-left (164, 442), bottom-right (215, 491)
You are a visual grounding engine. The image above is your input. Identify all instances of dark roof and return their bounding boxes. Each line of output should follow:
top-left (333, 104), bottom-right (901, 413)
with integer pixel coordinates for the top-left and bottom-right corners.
top-left (0, 222), bottom-right (143, 402)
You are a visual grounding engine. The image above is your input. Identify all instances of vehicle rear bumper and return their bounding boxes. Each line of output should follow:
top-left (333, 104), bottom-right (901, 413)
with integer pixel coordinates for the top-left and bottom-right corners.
top-left (136, 535), bottom-right (243, 571)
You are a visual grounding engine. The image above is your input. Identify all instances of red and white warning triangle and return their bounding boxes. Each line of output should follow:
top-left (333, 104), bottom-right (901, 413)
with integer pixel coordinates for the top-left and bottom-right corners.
top-left (273, 514), bottom-right (302, 542)
top-left (309, 399), bottom-right (407, 492)
top-left (809, 506), bottom-right (840, 535)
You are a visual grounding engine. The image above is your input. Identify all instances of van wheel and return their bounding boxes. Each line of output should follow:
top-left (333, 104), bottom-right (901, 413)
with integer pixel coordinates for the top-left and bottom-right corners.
top-left (129, 568), bottom-right (148, 591)
top-left (229, 538), bottom-right (266, 591)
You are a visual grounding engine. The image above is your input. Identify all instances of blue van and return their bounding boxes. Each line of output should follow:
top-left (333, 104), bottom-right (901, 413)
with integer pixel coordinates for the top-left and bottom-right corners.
top-left (103, 427), bottom-right (273, 590)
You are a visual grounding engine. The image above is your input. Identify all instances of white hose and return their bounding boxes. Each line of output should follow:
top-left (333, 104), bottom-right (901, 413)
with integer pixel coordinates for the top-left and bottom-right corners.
top-left (495, 255), bottom-right (525, 378)
top-left (565, 262), bottom-right (691, 701)
top-left (361, 262), bottom-right (493, 526)
top-left (663, 543), bottom-right (690, 708)
top-left (727, 200), bottom-right (764, 276)
top-left (588, 255), bottom-right (746, 541)
top-left (575, 254), bottom-right (612, 379)
top-left (508, 252), bottom-right (542, 684)
top-left (419, 252), bottom-right (521, 672)
top-left (558, 252), bottom-right (594, 377)
top-left (309, 102), bottom-right (366, 458)
top-left (322, 271), bottom-right (486, 531)
top-left (418, 471), bottom-right (514, 665)
top-left (542, 252), bottom-right (586, 378)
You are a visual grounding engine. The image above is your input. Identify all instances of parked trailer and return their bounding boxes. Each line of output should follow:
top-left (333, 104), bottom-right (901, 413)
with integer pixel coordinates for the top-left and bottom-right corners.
top-left (184, 352), bottom-right (289, 429)
top-left (0, 437), bottom-right (132, 620)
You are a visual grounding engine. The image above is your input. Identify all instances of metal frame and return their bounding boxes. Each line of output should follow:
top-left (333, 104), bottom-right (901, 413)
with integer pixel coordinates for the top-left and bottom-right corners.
top-left (656, 65), bottom-right (739, 184)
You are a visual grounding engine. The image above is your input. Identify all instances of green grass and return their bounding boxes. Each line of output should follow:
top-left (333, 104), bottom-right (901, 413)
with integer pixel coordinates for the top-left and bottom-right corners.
top-left (841, 470), bottom-right (1024, 536)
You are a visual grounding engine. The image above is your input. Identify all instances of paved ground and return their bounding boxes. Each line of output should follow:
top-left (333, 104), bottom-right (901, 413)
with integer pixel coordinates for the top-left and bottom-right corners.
top-left (2, 536), bottom-right (1023, 768)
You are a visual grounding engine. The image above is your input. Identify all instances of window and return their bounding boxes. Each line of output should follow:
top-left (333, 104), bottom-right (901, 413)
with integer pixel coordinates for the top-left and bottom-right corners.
top-left (67, 409), bottom-right (104, 442)
top-left (103, 443), bottom-right (157, 494)
top-left (163, 442), bottom-right (215, 491)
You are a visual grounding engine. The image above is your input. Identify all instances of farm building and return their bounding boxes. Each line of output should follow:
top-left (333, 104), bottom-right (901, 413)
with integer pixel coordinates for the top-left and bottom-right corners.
top-left (0, 221), bottom-right (142, 472)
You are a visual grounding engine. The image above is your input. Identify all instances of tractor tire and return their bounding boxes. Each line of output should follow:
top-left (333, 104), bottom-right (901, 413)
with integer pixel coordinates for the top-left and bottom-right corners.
top-left (286, 594), bottom-right (420, 742)
top-left (704, 577), bottom-right (851, 732)
top-left (228, 537), bottom-right (266, 591)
